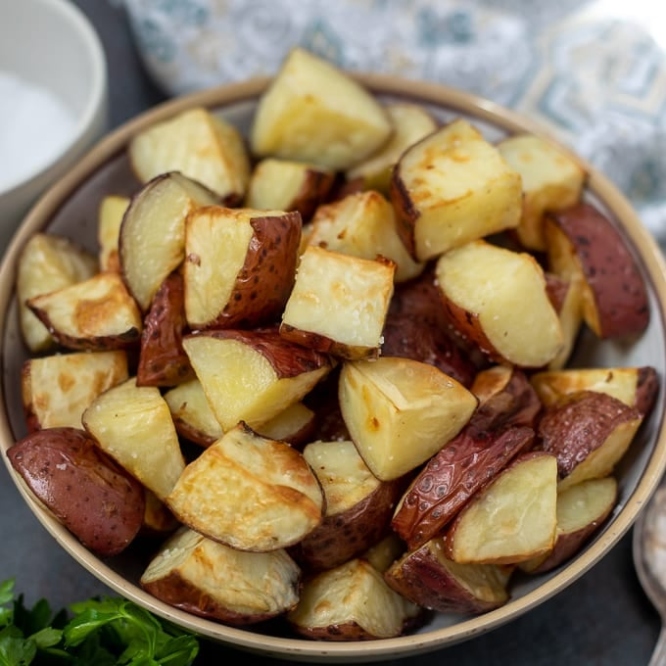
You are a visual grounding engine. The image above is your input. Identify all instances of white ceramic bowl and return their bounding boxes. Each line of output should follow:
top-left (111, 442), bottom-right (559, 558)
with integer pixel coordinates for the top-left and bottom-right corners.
top-left (0, 0), bottom-right (107, 252)
top-left (1, 76), bottom-right (666, 662)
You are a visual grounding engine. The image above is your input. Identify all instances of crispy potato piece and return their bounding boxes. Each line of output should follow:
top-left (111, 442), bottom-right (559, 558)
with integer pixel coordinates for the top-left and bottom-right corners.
top-left (98, 194), bottom-right (130, 273)
top-left (362, 533), bottom-right (406, 574)
top-left (530, 365), bottom-right (659, 417)
top-left (257, 401), bottom-right (316, 449)
top-left (141, 526), bottom-right (301, 625)
top-left (184, 206), bottom-right (301, 330)
top-left (443, 452), bottom-right (559, 565)
top-left (120, 171), bottom-right (218, 312)
top-left (305, 190), bottom-right (424, 283)
top-left (339, 356), bottom-right (478, 481)
top-left (166, 423), bottom-right (324, 551)
top-left (545, 202), bottom-right (650, 339)
top-left (8, 427), bottom-right (145, 557)
top-left (290, 440), bottom-right (403, 571)
top-left (22, 350), bottom-right (128, 432)
top-left (245, 158), bottom-right (335, 220)
top-left (17, 233), bottom-right (97, 353)
top-left (280, 246), bottom-right (395, 361)
top-left (182, 327), bottom-right (332, 431)
top-left (391, 426), bottom-right (535, 550)
top-left (82, 377), bottom-right (186, 501)
top-left (136, 272), bottom-right (194, 387)
top-left (544, 271), bottom-right (584, 370)
top-left (347, 102), bottom-right (438, 193)
top-left (250, 47), bottom-right (392, 171)
top-left (538, 390), bottom-right (643, 491)
top-left (384, 539), bottom-right (511, 614)
top-left (497, 134), bottom-right (586, 251)
top-left (141, 490), bottom-right (179, 538)
top-left (391, 118), bottom-right (522, 261)
top-left (520, 476), bottom-right (617, 574)
top-left (288, 558), bottom-right (423, 640)
top-left (129, 106), bottom-right (250, 203)
top-left (435, 240), bottom-right (563, 368)
top-left (27, 272), bottom-right (143, 351)
top-left (164, 378), bottom-right (222, 446)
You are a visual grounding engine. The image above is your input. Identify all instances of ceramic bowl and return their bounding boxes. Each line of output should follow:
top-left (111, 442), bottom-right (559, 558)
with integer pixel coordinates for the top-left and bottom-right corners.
top-left (1, 75), bottom-right (666, 662)
top-left (0, 0), bottom-right (107, 253)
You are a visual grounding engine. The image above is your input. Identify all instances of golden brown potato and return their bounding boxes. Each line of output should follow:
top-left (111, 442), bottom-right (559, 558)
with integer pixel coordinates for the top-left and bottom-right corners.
top-left (339, 356), bottom-right (478, 481)
top-left (141, 526), bottom-right (301, 625)
top-left (435, 240), bottom-right (563, 368)
top-left (362, 533), bottom-right (406, 574)
top-left (545, 202), bottom-right (650, 339)
top-left (97, 194), bottom-right (130, 273)
top-left (129, 106), bottom-right (250, 203)
top-left (391, 118), bottom-right (522, 261)
top-left (7, 427), bottom-right (145, 557)
top-left (384, 539), bottom-right (511, 614)
top-left (250, 47), bottom-right (392, 171)
top-left (537, 390), bottom-right (643, 491)
top-left (141, 489), bottom-right (179, 538)
top-left (166, 423), bottom-right (324, 551)
top-left (288, 558), bottom-right (423, 640)
top-left (280, 246), bottom-right (395, 361)
top-left (22, 350), bottom-right (129, 432)
top-left (183, 206), bottom-right (301, 330)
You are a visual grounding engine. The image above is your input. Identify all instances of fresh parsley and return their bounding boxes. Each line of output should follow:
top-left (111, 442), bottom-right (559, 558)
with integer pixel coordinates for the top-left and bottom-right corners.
top-left (0, 579), bottom-right (199, 665)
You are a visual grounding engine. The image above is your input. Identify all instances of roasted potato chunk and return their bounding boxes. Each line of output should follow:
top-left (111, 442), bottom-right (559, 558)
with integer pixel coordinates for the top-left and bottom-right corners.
top-left (97, 194), bottom-right (130, 273)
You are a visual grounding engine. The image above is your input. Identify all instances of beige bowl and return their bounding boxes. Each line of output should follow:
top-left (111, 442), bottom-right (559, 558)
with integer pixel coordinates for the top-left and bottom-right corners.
top-left (0, 0), bottom-right (107, 253)
top-left (1, 75), bottom-right (666, 662)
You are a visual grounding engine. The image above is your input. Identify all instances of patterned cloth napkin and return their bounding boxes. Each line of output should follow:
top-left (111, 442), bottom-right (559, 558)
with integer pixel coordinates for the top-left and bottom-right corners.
top-left (116, 0), bottom-right (666, 242)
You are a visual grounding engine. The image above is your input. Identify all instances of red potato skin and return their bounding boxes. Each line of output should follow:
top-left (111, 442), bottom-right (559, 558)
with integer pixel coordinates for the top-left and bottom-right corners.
top-left (636, 366), bottom-right (659, 417)
top-left (546, 202), bottom-right (650, 339)
top-left (545, 272), bottom-right (569, 313)
top-left (7, 427), bottom-right (145, 557)
top-left (290, 170), bottom-right (336, 221)
top-left (391, 425), bottom-right (535, 550)
top-left (203, 211), bottom-right (302, 330)
top-left (136, 272), bottom-right (195, 387)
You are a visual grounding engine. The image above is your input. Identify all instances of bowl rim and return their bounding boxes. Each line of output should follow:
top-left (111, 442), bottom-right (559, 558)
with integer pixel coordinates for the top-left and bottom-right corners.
top-left (2, 73), bottom-right (666, 662)
top-left (0, 0), bottom-right (108, 197)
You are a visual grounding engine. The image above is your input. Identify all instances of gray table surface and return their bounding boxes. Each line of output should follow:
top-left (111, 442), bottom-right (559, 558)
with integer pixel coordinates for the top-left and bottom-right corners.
top-left (0, 1), bottom-right (662, 664)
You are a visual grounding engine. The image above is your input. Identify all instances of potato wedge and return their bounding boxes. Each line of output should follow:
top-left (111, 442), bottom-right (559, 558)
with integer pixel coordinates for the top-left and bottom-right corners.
top-left (27, 271), bottom-right (143, 351)
top-left (141, 489), bottom-right (179, 538)
top-left (443, 451), bottom-right (559, 564)
top-left (184, 206), bottom-right (301, 330)
top-left (82, 377), bottom-right (186, 501)
top-left (17, 232), bottom-right (97, 353)
top-left (8, 427), bottom-right (145, 557)
top-left (164, 378), bottom-right (222, 446)
top-left (544, 271), bottom-right (584, 370)
top-left (339, 356), bottom-right (478, 481)
top-left (245, 158), bottom-right (335, 221)
top-left (538, 390), bottom-right (643, 491)
top-left (141, 526), bottom-right (301, 625)
top-left (391, 118), bottom-right (522, 261)
top-left (22, 350), bottom-right (128, 432)
top-left (544, 201), bottom-right (650, 339)
top-left (98, 194), bottom-right (130, 273)
top-left (384, 539), bottom-right (511, 614)
top-left (290, 440), bottom-right (403, 571)
top-left (119, 171), bottom-right (219, 312)
top-left (182, 327), bottom-right (332, 431)
top-left (435, 240), bottom-right (563, 368)
top-left (129, 106), bottom-right (250, 203)
top-left (166, 423), bottom-right (324, 551)
top-left (250, 47), bottom-right (392, 171)
top-left (280, 246), bottom-right (395, 361)
top-left (362, 533), bottom-right (406, 574)
top-left (497, 134), bottom-right (586, 251)
top-left (288, 558), bottom-right (423, 640)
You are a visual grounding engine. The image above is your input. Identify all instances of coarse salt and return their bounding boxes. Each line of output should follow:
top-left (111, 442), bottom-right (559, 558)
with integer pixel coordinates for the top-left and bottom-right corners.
top-left (0, 70), bottom-right (77, 191)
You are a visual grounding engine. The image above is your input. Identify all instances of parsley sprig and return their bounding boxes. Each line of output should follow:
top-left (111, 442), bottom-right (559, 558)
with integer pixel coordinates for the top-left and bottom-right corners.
top-left (0, 579), bottom-right (199, 665)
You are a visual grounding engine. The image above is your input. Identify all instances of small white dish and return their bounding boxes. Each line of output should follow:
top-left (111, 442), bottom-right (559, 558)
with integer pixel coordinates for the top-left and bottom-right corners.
top-left (0, 0), bottom-right (107, 253)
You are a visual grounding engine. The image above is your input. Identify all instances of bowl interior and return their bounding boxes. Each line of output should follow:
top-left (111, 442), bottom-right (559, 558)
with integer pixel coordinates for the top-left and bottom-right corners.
top-left (1, 75), bottom-right (666, 662)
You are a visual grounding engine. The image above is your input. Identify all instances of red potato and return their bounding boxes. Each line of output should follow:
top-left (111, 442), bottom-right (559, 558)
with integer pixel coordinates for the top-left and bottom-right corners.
top-left (544, 201), bottom-right (650, 339)
top-left (136, 272), bottom-right (194, 387)
top-left (166, 423), bottom-right (324, 551)
top-left (163, 378), bottom-right (222, 447)
top-left (97, 194), bottom-right (130, 273)
top-left (183, 206), bottom-right (301, 330)
top-left (141, 526), bottom-right (301, 625)
top-left (288, 558), bottom-right (423, 640)
top-left (391, 426), bottom-right (535, 550)
top-left (544, 271), bottom-right (584, 370)
top-left (7, 427), bottom-right (145, 557)
top-left (538, 390), bottom-right (643, 491)
top-left (384, 539), bottom-right (511, 614)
